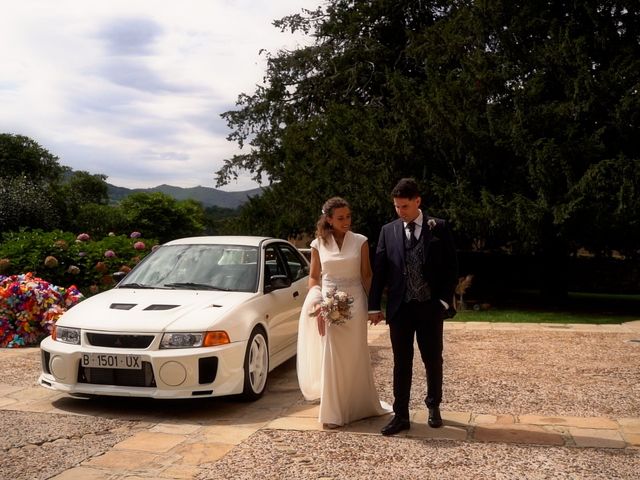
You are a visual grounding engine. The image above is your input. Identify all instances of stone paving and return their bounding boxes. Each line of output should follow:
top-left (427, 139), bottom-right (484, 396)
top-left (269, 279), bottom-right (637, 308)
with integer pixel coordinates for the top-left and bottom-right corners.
top-left (1, 320), bottom-right (638, 479)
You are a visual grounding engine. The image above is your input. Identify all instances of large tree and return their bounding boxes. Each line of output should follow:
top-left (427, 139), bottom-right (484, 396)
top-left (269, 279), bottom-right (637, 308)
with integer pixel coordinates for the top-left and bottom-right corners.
top-left (54, 170), bottom-right (111, 232)
top-left (0, 134), bottom-right (65, 232)
top-left (0, 176), bottom-right (60, 232)
top-left (119, 192), bottom-right (206, 243)
top-left (0, 134), bottom-right (115, 234)
top-left (0, 133), bottom-right (66, 185)
top-left (218, 1), bottom-right (640, 298)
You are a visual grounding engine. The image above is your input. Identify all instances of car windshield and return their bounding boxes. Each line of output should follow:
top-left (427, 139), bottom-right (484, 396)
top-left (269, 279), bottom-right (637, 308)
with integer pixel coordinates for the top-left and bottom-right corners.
top-left (119, 244), bottom-right (259, 292)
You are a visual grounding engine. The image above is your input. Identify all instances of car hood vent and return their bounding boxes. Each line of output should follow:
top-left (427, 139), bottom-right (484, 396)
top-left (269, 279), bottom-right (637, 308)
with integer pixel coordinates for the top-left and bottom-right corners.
top-left (143, 304), bottom-right (180, 311)
top-left (110, 303), bottom-right (136, 310)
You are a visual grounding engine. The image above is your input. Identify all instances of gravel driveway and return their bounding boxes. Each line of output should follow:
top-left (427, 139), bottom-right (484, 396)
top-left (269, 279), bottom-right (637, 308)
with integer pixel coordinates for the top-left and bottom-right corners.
top-left (198, 326), bottom-right (640, 479)
top-left (1, 323), bottom-right (639, 479)
top-left (198, 429), bottom-right (639, 480)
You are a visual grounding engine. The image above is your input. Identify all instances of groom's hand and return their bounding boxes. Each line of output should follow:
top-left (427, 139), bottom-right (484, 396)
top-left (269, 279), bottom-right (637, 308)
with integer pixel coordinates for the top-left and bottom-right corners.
top-left (368, 311), bottom-right (384, 325)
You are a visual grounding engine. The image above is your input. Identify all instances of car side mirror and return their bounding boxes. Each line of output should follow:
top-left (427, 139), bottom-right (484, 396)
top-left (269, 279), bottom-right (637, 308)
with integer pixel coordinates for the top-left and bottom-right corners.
top-left (264, 274), bottom-right (291, 293)
top-left (112, 271), bottom-right (128, 283)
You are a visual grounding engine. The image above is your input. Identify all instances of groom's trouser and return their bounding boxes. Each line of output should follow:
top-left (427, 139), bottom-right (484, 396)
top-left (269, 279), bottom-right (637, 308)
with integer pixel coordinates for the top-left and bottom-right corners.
top-left (389, 299), bottom-right (444, 419)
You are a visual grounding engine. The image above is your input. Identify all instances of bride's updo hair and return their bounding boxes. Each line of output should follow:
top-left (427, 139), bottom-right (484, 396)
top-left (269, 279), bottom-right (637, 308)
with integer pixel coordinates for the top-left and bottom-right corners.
top-left (315, 197), bottom-right (350, 243)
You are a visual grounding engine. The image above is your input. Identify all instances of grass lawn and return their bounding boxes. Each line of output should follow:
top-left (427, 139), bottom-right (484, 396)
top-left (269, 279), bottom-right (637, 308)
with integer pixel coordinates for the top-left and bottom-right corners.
top-left (452, 309), bottom-right (638, 324)
top-left (450, 291), bottom-right (640, 324)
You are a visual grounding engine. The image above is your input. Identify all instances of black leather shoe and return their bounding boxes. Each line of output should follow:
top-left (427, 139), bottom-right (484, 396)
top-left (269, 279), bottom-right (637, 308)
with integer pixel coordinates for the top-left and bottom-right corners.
top-left (428, 406), bottom-right (443, 428)
top-left (381, 416), bottom-right (410, 436)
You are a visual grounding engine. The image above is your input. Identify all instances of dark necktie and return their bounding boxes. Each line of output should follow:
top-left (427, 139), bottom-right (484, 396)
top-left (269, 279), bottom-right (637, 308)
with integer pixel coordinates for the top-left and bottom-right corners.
top-left (407, 221), bottom-right (417, 247)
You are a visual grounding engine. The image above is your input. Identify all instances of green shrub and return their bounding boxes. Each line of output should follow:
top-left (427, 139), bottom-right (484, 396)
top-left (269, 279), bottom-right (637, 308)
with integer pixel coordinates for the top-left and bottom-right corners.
top-left (0, 230), bottom-right (158, 295)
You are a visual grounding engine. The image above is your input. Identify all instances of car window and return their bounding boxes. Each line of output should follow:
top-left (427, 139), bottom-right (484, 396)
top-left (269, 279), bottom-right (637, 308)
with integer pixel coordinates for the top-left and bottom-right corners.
top-left (263, 246), bottom-right (287, 285)
top-left (278, 244), bottom-right (309, 281)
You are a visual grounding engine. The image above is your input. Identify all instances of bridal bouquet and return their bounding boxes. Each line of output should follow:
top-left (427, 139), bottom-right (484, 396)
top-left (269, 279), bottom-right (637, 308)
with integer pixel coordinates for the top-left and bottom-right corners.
top-left (310, 287), bottom-right (354, 326)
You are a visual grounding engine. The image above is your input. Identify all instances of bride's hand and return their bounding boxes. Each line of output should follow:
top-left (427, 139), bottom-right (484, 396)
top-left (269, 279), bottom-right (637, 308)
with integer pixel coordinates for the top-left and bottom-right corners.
top-left (316, 313), bottom-right (326, 336)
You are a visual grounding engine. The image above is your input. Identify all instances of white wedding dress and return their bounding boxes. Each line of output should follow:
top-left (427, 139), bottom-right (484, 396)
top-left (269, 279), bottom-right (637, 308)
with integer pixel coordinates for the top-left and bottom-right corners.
top-left (297, 231), bottom-right (390, 425)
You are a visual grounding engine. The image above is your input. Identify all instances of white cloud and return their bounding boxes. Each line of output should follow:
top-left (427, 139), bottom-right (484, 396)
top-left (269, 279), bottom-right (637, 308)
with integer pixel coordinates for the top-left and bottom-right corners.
top-left (0, 0), bottom-right (320, 191)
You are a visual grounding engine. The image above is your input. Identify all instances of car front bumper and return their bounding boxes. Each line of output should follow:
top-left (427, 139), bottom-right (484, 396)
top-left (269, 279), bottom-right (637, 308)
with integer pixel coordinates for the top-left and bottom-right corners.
top-left (38, 336), bottom-right (247, 399)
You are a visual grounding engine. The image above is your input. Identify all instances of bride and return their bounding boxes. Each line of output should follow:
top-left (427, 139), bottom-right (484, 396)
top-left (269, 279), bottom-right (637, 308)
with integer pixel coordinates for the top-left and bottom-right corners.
top-left (297, 197), bottom-right (390, 428)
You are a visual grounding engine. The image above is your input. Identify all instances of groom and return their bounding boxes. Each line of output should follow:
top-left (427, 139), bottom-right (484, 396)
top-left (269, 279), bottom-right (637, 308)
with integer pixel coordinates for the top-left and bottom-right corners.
top-left (368, 178), bottom-right (458, 435)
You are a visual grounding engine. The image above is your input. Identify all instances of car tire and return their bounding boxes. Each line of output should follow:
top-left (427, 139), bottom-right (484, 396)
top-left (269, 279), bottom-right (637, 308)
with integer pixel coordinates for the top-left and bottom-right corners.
top-left (240, 327), bottom-right (269, 401)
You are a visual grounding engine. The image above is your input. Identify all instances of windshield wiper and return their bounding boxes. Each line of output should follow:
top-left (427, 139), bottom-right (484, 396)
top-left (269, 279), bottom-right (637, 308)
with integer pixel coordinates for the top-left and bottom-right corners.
top-left (164, 282), bottom-right (230, 291)
top-left (118, 282), bottom-right (155, 289)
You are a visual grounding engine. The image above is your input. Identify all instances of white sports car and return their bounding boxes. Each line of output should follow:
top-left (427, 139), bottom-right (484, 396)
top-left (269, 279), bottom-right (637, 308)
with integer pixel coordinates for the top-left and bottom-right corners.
top-left (39, 236), bottom-right (309, 400)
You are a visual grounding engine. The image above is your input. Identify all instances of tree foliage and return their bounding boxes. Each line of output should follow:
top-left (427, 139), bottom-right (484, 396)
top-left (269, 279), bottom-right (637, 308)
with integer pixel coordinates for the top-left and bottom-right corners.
top-left (0, 134), bottom-right (115, 234)
top-left (119, 192), bottom-right (206, 243)
top-left (218, 1), bottom-right (640, 290)
top-left (203, 205), bottom-right (242, 235)
top-left (0, 133), bottom-right (222, 244)
top-left (54, 170), bottom-right (111, 232)
top-left (0, 176), bottom-right (60, 232)
top-left (0, 133), bottom-right (65, 185)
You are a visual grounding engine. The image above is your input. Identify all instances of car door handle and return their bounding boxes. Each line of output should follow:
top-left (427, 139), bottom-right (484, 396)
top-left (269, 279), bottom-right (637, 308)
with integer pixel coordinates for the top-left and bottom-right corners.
top-left (293, 291), bottom-right (299, 298)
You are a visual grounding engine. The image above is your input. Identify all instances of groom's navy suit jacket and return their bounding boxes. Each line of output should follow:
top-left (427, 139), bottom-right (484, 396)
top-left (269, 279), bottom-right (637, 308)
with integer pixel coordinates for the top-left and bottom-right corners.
top-left (368, 214), bottom-right (458, 324)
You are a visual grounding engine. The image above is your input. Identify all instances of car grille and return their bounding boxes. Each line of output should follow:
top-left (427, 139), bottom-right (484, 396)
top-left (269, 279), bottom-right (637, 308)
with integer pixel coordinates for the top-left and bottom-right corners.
top-left (41, 350), bottom-right (51, 374)
top-left (198, 356), bottom-right (218, 384)
top-left (77, 361), bottom-right (156, 387)
top-left (86, 333), bottom-right (154, 349)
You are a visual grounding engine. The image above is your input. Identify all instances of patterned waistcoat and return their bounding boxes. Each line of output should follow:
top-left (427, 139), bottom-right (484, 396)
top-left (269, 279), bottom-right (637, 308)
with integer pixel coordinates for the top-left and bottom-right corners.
top-left (404, 232), bottom-right (431, 302)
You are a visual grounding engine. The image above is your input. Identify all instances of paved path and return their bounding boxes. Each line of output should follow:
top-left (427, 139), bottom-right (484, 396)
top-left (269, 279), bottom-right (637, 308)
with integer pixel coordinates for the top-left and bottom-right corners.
top-left (1, 321), bottom-right (639, 479)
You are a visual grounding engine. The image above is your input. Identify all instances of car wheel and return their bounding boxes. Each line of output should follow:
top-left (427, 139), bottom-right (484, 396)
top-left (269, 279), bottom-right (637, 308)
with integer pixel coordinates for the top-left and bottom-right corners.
top-left (240, 327), bottom-right (269, 401)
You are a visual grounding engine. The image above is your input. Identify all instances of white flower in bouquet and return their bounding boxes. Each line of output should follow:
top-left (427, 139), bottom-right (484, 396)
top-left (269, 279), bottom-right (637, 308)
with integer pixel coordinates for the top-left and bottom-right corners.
top-left (310, 287), bottom-right (354, 326)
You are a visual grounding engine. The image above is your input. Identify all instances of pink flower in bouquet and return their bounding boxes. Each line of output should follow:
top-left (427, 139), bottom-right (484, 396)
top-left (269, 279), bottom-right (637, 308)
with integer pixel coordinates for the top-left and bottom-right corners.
top-left (44, 256), bottom-right (59, 268)
top-left (130, 231), bottom-right (142, 238)
top-left (76, 233), bottom-right (90, 241)
top-left (133, 241), bottom-right (146, 250)
top-left (104, 250), bottom-right (116, 258)
top-left (78, 251), bottom-right (86, 257)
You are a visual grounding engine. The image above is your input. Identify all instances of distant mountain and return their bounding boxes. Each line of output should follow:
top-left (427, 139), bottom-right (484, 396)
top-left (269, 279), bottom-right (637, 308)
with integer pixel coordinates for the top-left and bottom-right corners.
top-left (107, 183), bottom-right (262, 209)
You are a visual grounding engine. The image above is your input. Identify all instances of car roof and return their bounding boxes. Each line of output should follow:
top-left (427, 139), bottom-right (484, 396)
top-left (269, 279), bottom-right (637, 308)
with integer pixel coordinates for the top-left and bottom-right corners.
top-left (163, 236), bottom-right (274, 247)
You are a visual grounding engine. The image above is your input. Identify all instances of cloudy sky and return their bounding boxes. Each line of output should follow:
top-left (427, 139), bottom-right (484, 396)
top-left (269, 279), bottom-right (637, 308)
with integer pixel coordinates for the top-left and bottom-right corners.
top-left (0, 0), bottom-right (321, 191)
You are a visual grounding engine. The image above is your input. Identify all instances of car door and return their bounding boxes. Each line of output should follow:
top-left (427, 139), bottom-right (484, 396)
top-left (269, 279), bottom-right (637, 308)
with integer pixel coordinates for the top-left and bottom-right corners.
top-left (276, 243), bottom-right (310, 347)
top-left (262, 244), bottom-right (303, 359)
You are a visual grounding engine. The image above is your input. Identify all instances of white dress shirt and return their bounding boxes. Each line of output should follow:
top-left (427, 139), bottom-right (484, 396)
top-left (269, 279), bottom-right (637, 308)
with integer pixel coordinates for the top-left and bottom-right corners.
top-left (403, 211), bottom-right (423, 243)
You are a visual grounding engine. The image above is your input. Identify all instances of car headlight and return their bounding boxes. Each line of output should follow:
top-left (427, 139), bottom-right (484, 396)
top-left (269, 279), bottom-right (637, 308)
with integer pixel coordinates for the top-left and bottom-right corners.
top-left (160, 331), bottom-right (230, 349)
top-left (52, 326), bottom-right (81, 345)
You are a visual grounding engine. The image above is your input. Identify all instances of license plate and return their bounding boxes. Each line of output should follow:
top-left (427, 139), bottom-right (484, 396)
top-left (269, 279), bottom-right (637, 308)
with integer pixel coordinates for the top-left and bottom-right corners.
top-left (81, 353), bottom-right (142, 370)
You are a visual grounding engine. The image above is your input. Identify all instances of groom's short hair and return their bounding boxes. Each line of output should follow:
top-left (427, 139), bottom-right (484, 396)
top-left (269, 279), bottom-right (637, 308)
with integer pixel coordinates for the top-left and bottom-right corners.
top-left (391, 178), bottom-right (420, 199)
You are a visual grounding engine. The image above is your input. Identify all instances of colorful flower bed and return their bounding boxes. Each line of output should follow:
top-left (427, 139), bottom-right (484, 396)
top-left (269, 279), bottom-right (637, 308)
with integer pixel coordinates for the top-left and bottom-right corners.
top-left (0, 230), bottom-right (157, 296)
top-left (0, 272), bottom-right (83, 348)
